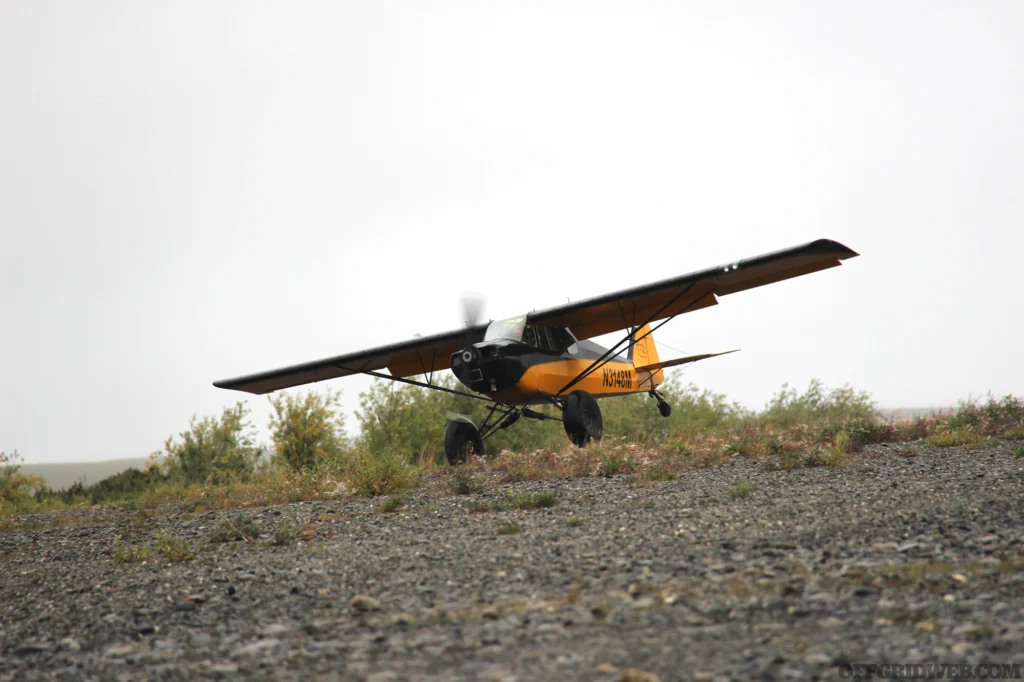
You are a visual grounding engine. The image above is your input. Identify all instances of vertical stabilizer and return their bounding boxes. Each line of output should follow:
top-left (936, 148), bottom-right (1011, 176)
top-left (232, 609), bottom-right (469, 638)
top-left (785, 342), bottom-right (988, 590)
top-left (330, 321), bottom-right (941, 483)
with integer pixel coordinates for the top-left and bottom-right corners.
top-left (630, 324), bottom-right (664, 391)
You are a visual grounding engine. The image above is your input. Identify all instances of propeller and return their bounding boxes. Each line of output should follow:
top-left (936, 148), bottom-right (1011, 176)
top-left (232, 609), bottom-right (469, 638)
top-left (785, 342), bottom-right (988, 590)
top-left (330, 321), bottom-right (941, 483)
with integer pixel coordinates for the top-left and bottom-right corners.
top-left (461, 293), bottom-right (486, 328)
top-left (460, 292), bottom-right (487, 354)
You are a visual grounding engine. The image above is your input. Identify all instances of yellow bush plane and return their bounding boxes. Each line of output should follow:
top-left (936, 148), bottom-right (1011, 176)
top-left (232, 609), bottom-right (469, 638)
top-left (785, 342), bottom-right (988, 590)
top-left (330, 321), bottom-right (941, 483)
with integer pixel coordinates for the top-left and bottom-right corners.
top-left (215, 239), bottom-right (858, 463)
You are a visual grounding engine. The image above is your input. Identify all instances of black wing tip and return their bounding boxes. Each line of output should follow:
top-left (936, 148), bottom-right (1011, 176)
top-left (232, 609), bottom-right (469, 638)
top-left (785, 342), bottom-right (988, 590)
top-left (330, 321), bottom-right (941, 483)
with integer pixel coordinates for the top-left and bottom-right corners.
top-left (809, 238), bottom-right (859, 259)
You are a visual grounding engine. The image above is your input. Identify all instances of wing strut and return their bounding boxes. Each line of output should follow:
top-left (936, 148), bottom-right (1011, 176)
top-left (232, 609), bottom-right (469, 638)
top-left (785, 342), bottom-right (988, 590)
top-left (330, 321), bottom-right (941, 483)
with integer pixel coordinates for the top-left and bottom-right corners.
top-left (337, 366), bottom-right (499, 404)
top-left (554, 284), bottom-right (717, 397)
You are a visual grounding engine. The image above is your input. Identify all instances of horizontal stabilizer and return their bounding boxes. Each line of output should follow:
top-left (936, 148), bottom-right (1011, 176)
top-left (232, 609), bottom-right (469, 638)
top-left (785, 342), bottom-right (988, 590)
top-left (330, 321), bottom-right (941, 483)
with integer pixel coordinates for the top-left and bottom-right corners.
top-left (634, 349), bottom-right (739, 373)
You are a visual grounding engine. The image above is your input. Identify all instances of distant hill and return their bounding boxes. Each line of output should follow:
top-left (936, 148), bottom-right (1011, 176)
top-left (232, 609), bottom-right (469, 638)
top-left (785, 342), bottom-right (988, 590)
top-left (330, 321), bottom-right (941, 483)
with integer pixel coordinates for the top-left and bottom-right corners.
top-left (21, 458), bottom-right (151, 491)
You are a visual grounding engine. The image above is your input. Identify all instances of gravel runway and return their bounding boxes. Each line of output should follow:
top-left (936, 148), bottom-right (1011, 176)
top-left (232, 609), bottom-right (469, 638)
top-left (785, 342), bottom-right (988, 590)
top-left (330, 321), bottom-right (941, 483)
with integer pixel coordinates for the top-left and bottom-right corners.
top-left (2, 443), bottom-right (1023, 681)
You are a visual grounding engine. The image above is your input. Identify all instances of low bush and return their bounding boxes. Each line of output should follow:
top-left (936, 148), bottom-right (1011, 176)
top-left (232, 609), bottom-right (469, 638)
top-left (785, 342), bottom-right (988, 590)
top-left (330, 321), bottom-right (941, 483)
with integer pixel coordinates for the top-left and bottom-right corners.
top-left (348, 448), bottom-right (419, 497)
top-left (925, 430), bottom-right (986, 448)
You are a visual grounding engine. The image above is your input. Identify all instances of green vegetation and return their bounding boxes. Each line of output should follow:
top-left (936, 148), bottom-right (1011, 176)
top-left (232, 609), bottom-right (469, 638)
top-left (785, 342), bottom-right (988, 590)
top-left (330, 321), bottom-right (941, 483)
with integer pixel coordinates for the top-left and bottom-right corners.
top-left (496, 523), bottom-right (522, 535)
top-left (154, 533), bottom-right (196, 562)
top-left (209, 512), bottom-right (264, 543)
top-left (5, 383), bottom-right (1024, 523)
top-left (112, 540), bottom-right (153, 564)
top-left (374, 496), bottom-right (406, 513)
top-left (268, 389), bottom-right (348, 472)
top-left (348, 448), bottom-right (419, 497)
top-left (925, 430), bottom-right (987, 448)
top-left (1, 450), bottom-right (46, 516)
top-left (157, 403), bottom-right (261, 484)
top-left (451, 467), bottom-right (486, 495)
top-left (272, 517), bottom-right (301, 545)
top-left (729, 481), bottom-right (755, 498)
top-left (1013, 446), bottom-right (1024, 460)
top-left (507, 491), bottom-right (558, 509)
top-left (564, 517), bottom-right (588, 527)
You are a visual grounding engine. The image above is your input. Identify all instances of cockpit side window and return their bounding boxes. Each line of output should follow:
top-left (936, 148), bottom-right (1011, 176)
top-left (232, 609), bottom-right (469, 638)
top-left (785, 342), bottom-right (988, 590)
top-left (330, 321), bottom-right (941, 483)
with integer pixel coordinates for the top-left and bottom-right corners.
top-left (521, 323), bottom-right (537, 348)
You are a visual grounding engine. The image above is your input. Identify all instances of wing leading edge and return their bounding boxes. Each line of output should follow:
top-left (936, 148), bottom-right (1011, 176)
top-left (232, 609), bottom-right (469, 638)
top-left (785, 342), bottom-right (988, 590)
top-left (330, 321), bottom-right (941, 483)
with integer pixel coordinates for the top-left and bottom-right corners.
top-left (213, 324), bottom-right (487, 395)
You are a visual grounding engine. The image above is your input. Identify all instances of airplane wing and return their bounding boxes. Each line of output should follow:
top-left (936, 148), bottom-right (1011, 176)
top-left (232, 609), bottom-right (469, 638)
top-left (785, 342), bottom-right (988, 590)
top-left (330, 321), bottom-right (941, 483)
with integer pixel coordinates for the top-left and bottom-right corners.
top-left (213, 324), bottom-right (487, 395)
top-left (528, 238), bottom-right (858, 341)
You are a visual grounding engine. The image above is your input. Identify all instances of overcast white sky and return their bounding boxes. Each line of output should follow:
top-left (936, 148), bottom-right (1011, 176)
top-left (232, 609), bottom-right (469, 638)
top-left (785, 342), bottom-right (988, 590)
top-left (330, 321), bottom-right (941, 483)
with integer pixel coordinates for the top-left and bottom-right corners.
top-left (3, 1), bottom-right (1022, 464)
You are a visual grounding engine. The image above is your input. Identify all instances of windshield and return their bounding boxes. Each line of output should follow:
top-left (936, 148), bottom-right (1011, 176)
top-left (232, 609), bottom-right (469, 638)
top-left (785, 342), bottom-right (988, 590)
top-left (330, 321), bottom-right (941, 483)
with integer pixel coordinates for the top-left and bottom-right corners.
top-left (483, 317), bottom-right (526, 342)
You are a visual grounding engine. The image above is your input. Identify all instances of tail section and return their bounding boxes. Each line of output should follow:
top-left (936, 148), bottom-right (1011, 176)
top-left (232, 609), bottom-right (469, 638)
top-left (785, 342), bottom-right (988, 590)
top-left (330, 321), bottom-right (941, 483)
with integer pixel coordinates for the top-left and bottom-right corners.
top-left (629, 325), bottom-right (665, 391)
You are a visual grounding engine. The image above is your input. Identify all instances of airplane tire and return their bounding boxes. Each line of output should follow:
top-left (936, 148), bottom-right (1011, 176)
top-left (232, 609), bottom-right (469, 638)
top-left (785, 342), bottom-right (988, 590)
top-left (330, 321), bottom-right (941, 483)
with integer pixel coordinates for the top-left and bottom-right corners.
top-left (658, 401), bottom-right (672, 418)
top-left (563, 390), bottom-right (603, 447)
top-left (444, 420), bottom-right (483, 465)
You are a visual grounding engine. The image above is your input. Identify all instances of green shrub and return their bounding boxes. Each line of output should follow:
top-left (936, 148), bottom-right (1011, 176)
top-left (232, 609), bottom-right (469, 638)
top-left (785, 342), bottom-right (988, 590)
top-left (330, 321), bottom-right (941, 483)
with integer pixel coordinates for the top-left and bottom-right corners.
top-left (268, 389), bottom-right (348, 472)
top-left (349, 448), bottom-right (419, 497)
top-left (925, 430), bottom-right (986, 448)
top-left (374, 496), bottom-right (405, 513)
top-left (564, 517), bottom-right (588, 527)
top-left (112, 541), bottom-right (153, 564)
top-left (157, 404), bottom-right (260, 484)
top-left (763, 379), bottom-right (878, 429)
top-left (729, 481), bottom-right (755, 498)
top-left (496, 523), bottom-right (522, 535)
top-left (154, 533), bottom-right (195, 562)
top-left (597, 452), bottom-right (639, 477)
top-left (0, 450), bottom-right (46, 516)
top-left (209, 513), bottom-right (263, 543)
top-left (272, 517), bottom-right (301, 545)
top-left (507, 491), bottom-right (557, 509)
top-left (1002, 429), bottom-right (1024, 441)
top-left (451, 467), bottom-right (486, 495)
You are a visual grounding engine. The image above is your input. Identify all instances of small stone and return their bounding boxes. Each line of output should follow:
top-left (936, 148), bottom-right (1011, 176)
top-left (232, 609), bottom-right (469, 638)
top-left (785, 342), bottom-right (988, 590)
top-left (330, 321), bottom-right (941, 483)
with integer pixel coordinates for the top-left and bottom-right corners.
top-left (231, 638), bottom-right (281, 658)
top-left (852, 586), bottom-right (878, 597)
top-left (350, 594), bottom-right (381, 613)
top-left (104, 643), bottom-right (136, 658)
top-left (897, 541), bottom-right (920, 553)
top-left (59, 637), bottom-right (81, 651)
top-left (187, 593), bottom-right (207, 603)
top-left (15, 642), bottom-right (51, 655)
top-left (595, 663), bottom-right (619, 674)
top-left (805, 652), bottom-right (832, 666)
top-left (136, 624), bottom-right (156, 635)
top-left (261, 623), bottom-right (293, 637)
top-left (692, 674), bottom-right (713, 682)
top-left (227, 585), bottom-right (236, 596)
top-left (366, 672), bottom-right (399, 682)
top-left (620, 669), bottom-right (660, 682)
top-left (208, 663), bottom-right (239, 677)
top-left (951, 642), bottom-right (974, 657)
top-left (952, 573), bottom-right (968, 584)
top-left (392, 612), bottom-right (415, 626)
top-left (480, 606), bottom-right (501, 620)
top-left (175, 601), bottom-right (198, 612)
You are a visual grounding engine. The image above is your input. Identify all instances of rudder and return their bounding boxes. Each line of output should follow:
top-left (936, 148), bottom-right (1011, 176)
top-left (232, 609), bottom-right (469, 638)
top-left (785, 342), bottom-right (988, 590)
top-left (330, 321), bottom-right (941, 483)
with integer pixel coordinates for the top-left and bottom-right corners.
top-left (629, 324), bottom-right (664, 391)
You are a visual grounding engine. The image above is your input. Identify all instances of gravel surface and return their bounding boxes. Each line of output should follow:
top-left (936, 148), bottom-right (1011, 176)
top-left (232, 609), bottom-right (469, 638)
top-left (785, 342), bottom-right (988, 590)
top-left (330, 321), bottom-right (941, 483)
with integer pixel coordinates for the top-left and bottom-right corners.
top-left (2, 443), bottom-right (1023, 681)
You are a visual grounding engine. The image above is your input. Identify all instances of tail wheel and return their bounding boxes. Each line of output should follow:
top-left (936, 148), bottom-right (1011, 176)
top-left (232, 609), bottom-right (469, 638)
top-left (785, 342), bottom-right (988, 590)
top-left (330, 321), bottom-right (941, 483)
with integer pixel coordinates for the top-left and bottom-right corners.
top-left (444, 420), bottom-right (483, 465)
top-left (563, 390), bottom-right (603, 447)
